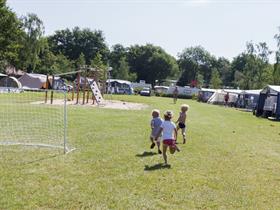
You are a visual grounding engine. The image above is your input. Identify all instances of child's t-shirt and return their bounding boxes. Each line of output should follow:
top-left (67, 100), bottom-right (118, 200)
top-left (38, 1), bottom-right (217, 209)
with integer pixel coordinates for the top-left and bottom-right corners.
top-left (161, 120), bottom-right (176, 140)
top-left (151, 117), bottom-right (163, 137)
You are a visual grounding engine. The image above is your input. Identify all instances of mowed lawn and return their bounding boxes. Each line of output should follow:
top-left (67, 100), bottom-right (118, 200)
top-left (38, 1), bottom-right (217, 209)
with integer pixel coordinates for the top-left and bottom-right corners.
top-left (1, 94), bottom-right (280, 209)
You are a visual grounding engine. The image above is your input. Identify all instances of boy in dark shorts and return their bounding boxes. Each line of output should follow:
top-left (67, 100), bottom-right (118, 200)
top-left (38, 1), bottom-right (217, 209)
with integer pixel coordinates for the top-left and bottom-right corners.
top-left (176, 104), bottom-right (189, 144)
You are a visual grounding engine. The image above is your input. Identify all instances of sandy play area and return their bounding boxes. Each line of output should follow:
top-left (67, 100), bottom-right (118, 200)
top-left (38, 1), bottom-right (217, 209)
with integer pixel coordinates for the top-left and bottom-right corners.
top-left (31, 99), bottom-right (149, 110)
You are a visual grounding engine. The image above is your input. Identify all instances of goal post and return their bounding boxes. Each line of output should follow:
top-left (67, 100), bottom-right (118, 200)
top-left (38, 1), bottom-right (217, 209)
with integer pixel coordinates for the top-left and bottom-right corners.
top-left (0, 87), bottom-right (74, 154)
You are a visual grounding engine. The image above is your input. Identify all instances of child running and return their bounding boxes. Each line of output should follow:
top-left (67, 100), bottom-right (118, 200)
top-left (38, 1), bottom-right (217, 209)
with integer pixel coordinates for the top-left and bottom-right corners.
top-left (150, 109), bottom-right (163, 154)
top-left (156, 110), bottom-right (180, 165)
top-left (175, 104), bottom-right (189, 144)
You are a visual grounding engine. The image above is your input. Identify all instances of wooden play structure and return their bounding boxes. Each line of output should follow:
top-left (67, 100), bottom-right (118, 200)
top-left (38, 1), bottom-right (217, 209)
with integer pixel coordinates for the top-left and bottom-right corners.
top-left (45, 66), bottom-right (104, 105)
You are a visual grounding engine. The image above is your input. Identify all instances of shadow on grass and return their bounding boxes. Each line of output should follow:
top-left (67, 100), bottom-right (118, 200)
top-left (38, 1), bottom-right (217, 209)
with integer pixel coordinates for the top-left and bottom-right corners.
top-left (0, 151), bottom-right (63, 168)
top-left (144, 163), bottom-right (171, 171)
top-left (136, 151), bottom-right (157, 157)
top-left (22, 153), bottom-right (63, 165)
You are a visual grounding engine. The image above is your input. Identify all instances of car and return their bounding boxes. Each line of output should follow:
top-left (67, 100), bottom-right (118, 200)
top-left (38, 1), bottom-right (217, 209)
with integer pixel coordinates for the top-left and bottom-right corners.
top-left (140, 87), bottom-right (151, 96)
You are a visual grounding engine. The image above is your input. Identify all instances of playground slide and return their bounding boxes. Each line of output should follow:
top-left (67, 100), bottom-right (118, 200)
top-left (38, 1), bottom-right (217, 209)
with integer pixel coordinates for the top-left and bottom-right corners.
top-left (87, 78), bottom-right (103, 104)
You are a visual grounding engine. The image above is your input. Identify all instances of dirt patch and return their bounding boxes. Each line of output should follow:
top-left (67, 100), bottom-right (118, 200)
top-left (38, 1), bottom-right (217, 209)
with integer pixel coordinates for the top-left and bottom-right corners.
top-left (31, 99), bottom-right (148, 110)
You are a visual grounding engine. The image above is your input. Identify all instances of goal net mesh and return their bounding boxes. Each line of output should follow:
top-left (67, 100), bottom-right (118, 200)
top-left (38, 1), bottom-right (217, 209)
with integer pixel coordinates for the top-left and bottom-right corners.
top-left (0, 88), bottom-right (72, 153)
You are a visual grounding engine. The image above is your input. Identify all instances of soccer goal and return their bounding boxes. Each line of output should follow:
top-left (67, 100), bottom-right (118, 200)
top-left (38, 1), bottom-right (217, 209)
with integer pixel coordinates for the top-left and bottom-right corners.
top-left (0, 87), bottom-right (74, 154)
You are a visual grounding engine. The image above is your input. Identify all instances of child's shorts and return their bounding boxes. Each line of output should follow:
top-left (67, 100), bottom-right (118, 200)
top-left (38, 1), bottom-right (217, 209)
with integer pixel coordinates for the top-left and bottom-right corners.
top-left (178, 123), bottom-right (186, 135)
top-left (163, 139), bottom-right (176, 146)
top-left (178, 122), bottom-right (185, 128)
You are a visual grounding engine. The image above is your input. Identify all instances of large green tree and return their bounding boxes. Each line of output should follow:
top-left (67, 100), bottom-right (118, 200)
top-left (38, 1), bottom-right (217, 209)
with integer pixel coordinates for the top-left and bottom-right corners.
top-left (177, 46), bottom-right (216, 87)
top-left (48, 27), bottom-right (109, 65)
top-left (210, 68), bottom-right (222, 89)
top-left (19, 13), bottom-right (45, 72)
top-left (232, 42), bottom-right (273, 89)
top-left (109, 44), bottom-right (128, 78)
top-left (273, 26), bottom-right (280, 85)
top-left (127, 44), bottom-right (179, 85)
top-left (214, 57), bottom-right (233, 87)
top-left (115, 57), bottom-right (136, 81)
top-left (255, 42), bottom-right (273, 87)
top-left (0, 0), bottom-right (24, 71)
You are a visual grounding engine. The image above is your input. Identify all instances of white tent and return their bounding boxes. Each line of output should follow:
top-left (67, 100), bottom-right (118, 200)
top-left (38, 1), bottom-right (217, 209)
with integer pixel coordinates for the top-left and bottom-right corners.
top-left (207, 89), bottom-right (239, 105)
top-left (18, 73), bottom-right (48, 89)
top-left (260, 85), bottom-right (280, 95)
top-left (223, 89), bottom-right (242, 94)
top-left (0, 76), bottom-right (22, 88)
top-left (242, 89), bottom-right (261, 95)
top-left (198, 88), bottom-right (216, 102)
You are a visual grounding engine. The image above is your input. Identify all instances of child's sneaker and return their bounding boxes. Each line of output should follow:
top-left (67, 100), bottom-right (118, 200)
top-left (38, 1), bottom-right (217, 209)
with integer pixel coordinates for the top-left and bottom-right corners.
top-left (150, 142), bottom-right (155, 149)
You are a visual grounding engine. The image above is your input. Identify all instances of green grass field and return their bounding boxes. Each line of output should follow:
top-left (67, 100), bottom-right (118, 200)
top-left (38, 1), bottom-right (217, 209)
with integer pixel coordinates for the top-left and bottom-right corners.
top-left (1, 94), bottom-right (280, 209)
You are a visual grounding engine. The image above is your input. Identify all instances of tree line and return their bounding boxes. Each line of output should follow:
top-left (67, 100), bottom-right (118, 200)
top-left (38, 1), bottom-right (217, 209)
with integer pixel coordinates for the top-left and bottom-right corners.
top-left (1, 0), bottom-right (280, 89)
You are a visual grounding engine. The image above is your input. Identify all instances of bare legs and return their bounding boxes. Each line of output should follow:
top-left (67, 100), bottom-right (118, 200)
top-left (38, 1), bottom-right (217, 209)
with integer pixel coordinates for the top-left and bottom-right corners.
top-left (150, 137), bottom-right (155, 149)
top-left (162, 143), bottom-right (180, 165)
top-left (162, 144), bottom-right (168, 164)
top-left (176, 126), bottom-right (186, 144)
top-left (150, 137), bottom-right (162, 154)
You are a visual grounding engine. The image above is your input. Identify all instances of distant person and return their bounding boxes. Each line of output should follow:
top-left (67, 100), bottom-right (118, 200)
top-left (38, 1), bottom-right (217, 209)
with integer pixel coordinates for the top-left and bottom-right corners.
top-left (176, 104), bottom-right (189, 144)
top-left (173, 86), bottom-right (179, 104)
top-left (198, 91), bottom-right (203, 102)
top-left (150, 109), bottom-right (163, 154)
top-left (156, 110), bottom-right (180, 165)
top-left (224, 92), bottom-right (229, 106)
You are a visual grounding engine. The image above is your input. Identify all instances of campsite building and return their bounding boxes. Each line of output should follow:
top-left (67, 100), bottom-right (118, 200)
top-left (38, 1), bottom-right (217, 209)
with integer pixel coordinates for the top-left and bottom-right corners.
top-left (256, 85), bottom-right (280, 119)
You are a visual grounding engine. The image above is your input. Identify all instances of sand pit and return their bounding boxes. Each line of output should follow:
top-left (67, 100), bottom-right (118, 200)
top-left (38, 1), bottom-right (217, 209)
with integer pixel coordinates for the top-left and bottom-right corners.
top-left (31, 99), bottom-right (149, 110)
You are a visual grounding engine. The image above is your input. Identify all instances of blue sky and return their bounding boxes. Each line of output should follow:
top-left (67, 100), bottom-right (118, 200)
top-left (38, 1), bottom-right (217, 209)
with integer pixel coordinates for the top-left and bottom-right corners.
top-left (7, 0), bottom-right (280, 62)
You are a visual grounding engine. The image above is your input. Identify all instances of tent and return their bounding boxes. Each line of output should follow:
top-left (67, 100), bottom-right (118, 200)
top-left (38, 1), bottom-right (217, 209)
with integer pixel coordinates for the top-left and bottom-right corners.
top-left (106, 79), bottom-right (133, 94)
top-left (256, 85), bottom-right (280, 119)
top-left (197, 88), bottom-right (215, 102)
top-left (0, 76), bottom-right (22, 88)
top-left (18, 73), bottom-right (48, 89)
top-left (223, 89), bottom-right (243, 95)
top-left (207, 89), bottom-right (240, 106)
top-left (236, 89), bottom-right (261, 110)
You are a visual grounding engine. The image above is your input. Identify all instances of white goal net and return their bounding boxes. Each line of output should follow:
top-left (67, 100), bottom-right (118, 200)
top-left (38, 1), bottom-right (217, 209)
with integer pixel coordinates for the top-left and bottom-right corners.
top-left (0, 87), bottom-right (73, 153)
